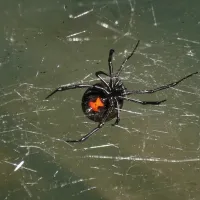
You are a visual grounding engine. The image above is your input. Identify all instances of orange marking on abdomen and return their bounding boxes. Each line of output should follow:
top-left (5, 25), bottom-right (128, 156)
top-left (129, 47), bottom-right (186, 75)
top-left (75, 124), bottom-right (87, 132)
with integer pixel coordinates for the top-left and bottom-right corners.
top-left (89, 97), bottom-right (104, 112)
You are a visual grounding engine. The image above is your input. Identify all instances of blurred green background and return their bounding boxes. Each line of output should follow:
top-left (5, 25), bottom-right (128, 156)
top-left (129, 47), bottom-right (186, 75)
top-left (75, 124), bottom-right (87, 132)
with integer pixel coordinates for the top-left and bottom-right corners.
top-left (0, 0), bottom-right (200, 199)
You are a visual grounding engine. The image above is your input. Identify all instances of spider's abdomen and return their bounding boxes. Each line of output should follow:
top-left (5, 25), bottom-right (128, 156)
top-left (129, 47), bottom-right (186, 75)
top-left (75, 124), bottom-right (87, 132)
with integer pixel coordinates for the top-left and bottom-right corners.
top-left (82, 83), bottom-right (123, 122)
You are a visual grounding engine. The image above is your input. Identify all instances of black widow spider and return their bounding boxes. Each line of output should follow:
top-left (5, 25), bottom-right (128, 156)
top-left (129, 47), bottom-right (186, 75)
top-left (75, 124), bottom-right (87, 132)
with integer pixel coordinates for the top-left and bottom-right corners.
top-left (46, 40), bottom-right (198, 143)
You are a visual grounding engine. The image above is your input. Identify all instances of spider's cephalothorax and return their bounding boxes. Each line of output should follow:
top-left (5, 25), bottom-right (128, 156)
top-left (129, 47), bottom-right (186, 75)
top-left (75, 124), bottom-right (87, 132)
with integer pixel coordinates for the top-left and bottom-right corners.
top-left (45, 40), bottom-right (198, 143)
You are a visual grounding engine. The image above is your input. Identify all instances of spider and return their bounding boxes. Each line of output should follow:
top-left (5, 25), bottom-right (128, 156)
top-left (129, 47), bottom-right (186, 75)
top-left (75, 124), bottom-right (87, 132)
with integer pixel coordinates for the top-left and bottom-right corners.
top-left (46, 40), bottom-right (198, 143)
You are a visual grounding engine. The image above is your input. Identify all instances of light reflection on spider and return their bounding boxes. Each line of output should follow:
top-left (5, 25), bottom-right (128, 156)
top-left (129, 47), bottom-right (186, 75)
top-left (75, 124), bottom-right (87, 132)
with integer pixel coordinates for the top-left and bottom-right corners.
top-left (46, 40), bottom-right (198, 143)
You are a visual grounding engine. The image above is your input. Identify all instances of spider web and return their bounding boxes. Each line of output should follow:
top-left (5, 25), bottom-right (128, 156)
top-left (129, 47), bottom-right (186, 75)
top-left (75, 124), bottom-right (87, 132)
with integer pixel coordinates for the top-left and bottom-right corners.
top-left (1, 0), bottom-right (200, 199)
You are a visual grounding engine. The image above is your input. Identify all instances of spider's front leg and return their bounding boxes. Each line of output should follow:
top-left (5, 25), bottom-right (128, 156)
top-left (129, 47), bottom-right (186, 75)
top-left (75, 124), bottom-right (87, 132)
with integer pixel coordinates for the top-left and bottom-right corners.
top-left (108, 49), bottom-right (115, 75)
top-left (116, 40), bottom-right (140, 77)
top-left (124, 72), bottom-right (198, 95)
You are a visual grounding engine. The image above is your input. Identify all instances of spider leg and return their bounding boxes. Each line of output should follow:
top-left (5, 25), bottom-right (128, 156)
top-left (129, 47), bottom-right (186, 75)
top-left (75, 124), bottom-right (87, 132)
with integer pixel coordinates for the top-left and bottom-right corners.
top-left (108, 49), bottom-right (115, 88)
top-left (119, 96), bottom-right (166, 105)
top-left (65, 107), bottom-right (113, 143)
top-left (116, 40), bottom-right (140, 77)
top-left (112, 97), bottom-right (120, 126)
top-left (45, 83), bottom-right (109, 99)
top-left (65, 125), bottom-right (102, 143)
top-left (108, 49), bottom-right (115, 76)
top-left (124, 72), bottom-right (198, 95)
top-left (95, 71), bottom-right (111, 90)
top-left (95, 71), bottom-right (109, 77)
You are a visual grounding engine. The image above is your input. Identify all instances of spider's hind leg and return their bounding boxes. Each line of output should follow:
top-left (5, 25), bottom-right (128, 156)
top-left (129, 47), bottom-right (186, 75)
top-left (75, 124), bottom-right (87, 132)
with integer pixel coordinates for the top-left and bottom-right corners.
top-left (111, 97), bottom-right (121, 126)
top-left (95, 71), bottom-right (111, 90)
top-left (45, 83), bottom-right (107, 99)
top-left (112, 115), bottom-right (120, 126)
top-left (65, 123), bottom-right (104, 143)
top-left (120, 96), bottom-right (166, 105)
top-left (65, 105), bottom-right (114, 143)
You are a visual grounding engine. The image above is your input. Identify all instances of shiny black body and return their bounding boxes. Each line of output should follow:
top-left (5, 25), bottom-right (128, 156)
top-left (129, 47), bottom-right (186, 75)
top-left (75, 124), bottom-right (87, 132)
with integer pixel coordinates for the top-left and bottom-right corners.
top-left (82, 82), bottom-right (124, 122)
top-left (45, 40), bottom-right (198, 143)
